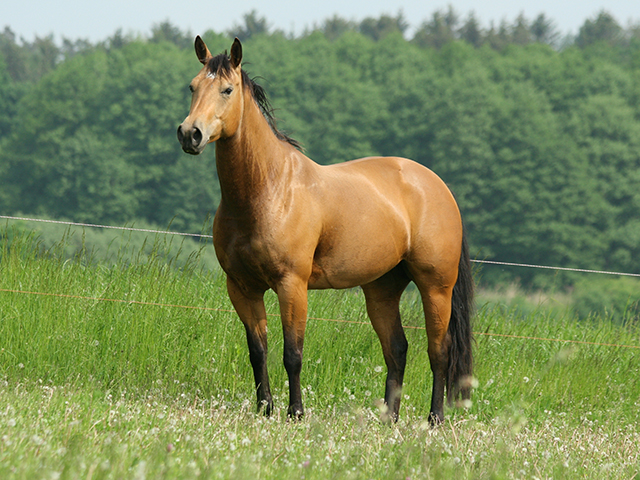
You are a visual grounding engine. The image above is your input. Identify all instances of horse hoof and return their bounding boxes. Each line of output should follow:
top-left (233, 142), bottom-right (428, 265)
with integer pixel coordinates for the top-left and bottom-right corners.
top-left (428, 412), bottom-right (444, 427)
top-left (287, 406), bottom-right (304, 421)
top-left (380, 411), bottom-right (399, 425)
top-left (258, 400), bottom-right (273, 417)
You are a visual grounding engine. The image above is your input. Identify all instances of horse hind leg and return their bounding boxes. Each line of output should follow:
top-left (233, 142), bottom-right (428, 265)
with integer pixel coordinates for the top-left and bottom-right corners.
top-left (362, 265), bottom-right (411, 423)
top-left (416, 280), bottom-right (455, 425)
top-left (411, 235), bottom-right (475, 425)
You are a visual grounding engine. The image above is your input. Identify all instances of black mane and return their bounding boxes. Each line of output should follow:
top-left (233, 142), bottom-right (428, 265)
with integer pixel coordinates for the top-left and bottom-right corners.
top-left (207, 53), bottom-right (302, 151)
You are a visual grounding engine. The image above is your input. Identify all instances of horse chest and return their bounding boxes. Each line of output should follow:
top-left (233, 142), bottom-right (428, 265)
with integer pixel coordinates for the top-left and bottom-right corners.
top-left (214, 225), bottom-right (287, 285)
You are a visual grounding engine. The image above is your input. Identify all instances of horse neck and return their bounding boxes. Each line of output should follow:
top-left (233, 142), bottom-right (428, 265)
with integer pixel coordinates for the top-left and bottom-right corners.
top-left (214, 90), bottom-right (291, 213)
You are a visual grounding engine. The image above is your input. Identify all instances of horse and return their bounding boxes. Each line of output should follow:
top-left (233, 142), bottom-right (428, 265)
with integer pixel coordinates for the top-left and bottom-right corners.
top-left (177, 37), bottom-right (474, 424)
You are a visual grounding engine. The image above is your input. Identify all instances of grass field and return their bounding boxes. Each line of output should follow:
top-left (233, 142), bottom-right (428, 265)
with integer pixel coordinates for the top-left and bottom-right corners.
top-left (1, 229), bottom-right (639, 479)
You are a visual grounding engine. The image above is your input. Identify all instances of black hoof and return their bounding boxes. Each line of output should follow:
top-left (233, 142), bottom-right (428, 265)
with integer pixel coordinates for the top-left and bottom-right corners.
top-left (429, 411), bottom-right (444, 427)
top-left (258, 400), bottom-right (273, 416)
top-left (287, 405), bottom-right (304, 421)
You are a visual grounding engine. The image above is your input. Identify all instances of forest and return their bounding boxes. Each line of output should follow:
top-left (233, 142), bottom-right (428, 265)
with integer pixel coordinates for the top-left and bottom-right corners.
top-left (1, 9), bottom-right (640, 287)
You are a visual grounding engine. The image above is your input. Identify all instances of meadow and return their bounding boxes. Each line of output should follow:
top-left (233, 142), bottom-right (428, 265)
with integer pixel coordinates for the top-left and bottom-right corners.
top-left (1, 228), bottom-right (639, 479)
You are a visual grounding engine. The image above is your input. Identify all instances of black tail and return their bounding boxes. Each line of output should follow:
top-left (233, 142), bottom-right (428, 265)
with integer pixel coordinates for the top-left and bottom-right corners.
top-left (446, 229), bottom-right (474, 402)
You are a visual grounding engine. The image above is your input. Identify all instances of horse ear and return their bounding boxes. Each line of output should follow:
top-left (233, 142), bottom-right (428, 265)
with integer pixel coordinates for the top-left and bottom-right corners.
top-left (194, 35), bottom-right (212, 65)
top-left (230, 38), bottom-right (242, 69)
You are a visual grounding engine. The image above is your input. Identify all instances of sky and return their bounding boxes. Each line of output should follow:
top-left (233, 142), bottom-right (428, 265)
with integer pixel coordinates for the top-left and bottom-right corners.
top-left (1, 0), bottom-right (639, 44)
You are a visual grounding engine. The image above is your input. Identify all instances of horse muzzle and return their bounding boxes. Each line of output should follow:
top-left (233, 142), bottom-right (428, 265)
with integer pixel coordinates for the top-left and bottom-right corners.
top-left (177, 122), bottom-right (206, 155)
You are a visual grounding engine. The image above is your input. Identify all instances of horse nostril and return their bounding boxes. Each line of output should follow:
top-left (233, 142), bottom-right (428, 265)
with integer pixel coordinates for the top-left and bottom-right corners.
top-left (177, 125), bottom-right (185, 143)
top-left (192, 127), bottom-right (202, 146)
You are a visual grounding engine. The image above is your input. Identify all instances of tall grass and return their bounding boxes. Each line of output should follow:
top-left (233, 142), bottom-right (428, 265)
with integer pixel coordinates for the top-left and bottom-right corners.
top-left (3, 215), bottom-right (220, 271)
top-left (1, 228), bottom-right (639, 479)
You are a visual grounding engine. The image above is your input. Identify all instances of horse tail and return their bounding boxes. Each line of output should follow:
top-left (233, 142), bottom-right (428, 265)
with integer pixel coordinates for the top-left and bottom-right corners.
top-left (447, 228), bottom-right (474, 402)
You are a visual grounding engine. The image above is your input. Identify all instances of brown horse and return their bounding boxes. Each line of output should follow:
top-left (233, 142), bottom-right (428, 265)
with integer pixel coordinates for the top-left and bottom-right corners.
top-left (177, 37), bottom-right (474, 424)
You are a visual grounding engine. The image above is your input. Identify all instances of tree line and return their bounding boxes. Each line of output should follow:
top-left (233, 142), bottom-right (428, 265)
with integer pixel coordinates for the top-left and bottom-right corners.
top-left (1, 10), bottom-right (640, 286)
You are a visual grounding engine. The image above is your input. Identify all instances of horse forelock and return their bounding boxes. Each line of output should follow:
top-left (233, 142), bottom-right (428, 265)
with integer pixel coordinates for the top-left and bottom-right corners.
top-left (206, 52), bottom-right (232, 78)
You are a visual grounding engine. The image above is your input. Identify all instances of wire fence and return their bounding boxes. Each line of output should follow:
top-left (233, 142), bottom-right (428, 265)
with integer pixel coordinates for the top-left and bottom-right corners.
top-left (2, 286), bottom-right (639, 350)
top-left (2, 214), bottom-right (640, 278)
top-left (469, 259), bottom-right (640, 278)
top-left (0, 215), bottom-right (213, 239)
top-left (1, 212), bottom-right (639, 350)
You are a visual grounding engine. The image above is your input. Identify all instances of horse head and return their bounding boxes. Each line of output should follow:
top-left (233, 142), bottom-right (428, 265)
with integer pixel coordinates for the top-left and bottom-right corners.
top-left (177, 37), bottom-right (244, 154)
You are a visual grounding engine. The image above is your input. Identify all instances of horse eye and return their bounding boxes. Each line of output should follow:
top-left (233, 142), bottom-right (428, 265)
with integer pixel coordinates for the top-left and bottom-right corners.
top-left (222, 87), bottom-right (233, 95)
top-left (188, 84), bottom-right (194, 93)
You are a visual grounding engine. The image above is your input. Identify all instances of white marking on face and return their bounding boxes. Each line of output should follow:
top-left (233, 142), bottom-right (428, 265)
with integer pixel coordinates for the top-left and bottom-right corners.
top-left (206, 71), bottom-right (217, 80)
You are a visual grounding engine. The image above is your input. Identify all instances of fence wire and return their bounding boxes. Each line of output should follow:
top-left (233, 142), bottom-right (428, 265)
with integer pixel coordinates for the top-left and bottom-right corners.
top-left (1, 286), bottom-right (638, 350)
top-left (0, 215), bottom-right (213, 239)
top-left (3, 214), bottom-right (640, 278)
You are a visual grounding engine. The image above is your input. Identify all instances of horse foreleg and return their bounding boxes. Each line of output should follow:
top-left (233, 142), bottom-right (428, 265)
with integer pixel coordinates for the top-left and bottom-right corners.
top-left (226, 277), bottom-right (273, 415)
top-left (276, 275), bottom-right (309, 420)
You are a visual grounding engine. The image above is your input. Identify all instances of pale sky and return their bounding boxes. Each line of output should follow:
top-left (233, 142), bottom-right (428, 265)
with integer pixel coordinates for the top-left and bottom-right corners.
top-left (1, 0), bottom-right (638, 43)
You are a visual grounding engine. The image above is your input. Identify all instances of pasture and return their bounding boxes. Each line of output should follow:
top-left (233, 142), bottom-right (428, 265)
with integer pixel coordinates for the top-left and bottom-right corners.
top-left (1, 230), bottom-right (639, 479)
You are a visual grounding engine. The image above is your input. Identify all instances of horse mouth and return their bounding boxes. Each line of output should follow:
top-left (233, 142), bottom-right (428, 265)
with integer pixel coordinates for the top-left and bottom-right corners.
top-left (180, 143), bottom-right (205, 155)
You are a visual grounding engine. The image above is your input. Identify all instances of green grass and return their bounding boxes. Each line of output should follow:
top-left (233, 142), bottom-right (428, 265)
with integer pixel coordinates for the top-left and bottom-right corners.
top-left (3, 214), bottom-right (220, 271)
top-left (1, 229), bottom-right (639, 479)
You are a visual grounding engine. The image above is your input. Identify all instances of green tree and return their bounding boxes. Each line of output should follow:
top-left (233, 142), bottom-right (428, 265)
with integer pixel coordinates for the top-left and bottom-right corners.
top-left (105, 29), bottom-right (135, 50)
top-left (412, 6), bottom-right (459, 49)
top-left (228, 10), bottom-right (270, 41)
top-left (510, 14), bottom-right (531, 45)
top-left (359, 13), bottom-right (408, 41)
top-left (566, 93), bottom-right (640, 271)
top-left (150, 21), bottom-right (192, 49)
top-left (0, 55), bottom-right (21, 138)
top-left (0, 27), bottom-right (30, 82)
top-left (156, 154), bottom-right (220, 233)
top-left (60, 37), bottom-right (94, 61)
top-left (530, 14), bottom-right (560, 46)
top-left (321, 15), bottom-right (357, 41)
top-left (3, 19), bottom-right (640, 285)
top-left (0, 27), bottom-right (60, 83)
top-left (410, 42), bottom-right (635, 284)
top-left (0, 39), bottom-right (214, 229)
top-left (484, 21), bottom-right (511, 51)
top-left (576, 11), bottom-right (623, 48)
top-left (458, 13), bottom-right (483, 47)
top-left (1, 49), bottom-right (135, 220)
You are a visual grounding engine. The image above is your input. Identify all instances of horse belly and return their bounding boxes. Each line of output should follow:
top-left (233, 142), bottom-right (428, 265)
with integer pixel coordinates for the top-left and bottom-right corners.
top-left (309, 224), bottom-right (408, 289)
